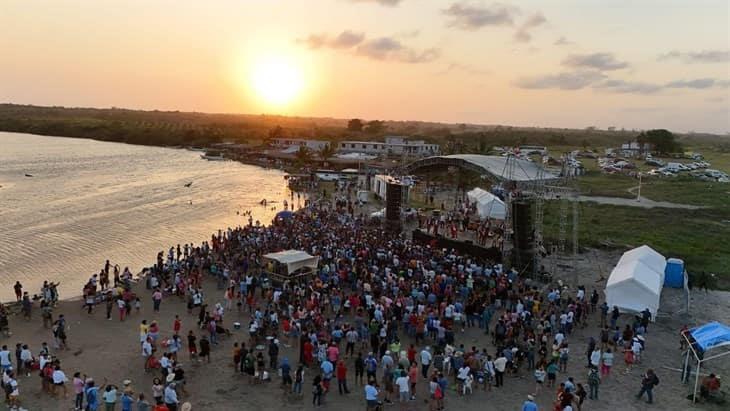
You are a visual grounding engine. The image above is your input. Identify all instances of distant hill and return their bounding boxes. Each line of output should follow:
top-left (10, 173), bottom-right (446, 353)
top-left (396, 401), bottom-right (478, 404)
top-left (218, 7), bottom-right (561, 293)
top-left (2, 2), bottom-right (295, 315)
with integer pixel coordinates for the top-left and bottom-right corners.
top-left (0, 103), bottom-right (726, 150)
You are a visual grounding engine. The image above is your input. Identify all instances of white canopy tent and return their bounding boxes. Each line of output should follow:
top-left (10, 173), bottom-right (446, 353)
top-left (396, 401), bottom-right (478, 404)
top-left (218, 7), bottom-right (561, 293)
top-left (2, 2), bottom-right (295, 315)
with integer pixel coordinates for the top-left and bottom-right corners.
top-left (617, 245), bottom-right (667, 284)
top-left (467, 188), bottom-right (507, 220)
top-left (605, 259), bottom-right (662, 318)
top-left (605, 245), bottom-right (668, 319)
top-left (263, 250), bottom-right (319, 274)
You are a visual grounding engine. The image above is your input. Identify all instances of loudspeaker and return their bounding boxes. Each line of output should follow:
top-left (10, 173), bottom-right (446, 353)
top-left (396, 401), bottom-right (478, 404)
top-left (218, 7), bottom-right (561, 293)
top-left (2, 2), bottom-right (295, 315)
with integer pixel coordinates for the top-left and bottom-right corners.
top-left (512, 200), bottom-right (533, 250)
top-left (385, 182), bottom-right (402, 221)
top-left (511, 200), bottom-right (535, 272)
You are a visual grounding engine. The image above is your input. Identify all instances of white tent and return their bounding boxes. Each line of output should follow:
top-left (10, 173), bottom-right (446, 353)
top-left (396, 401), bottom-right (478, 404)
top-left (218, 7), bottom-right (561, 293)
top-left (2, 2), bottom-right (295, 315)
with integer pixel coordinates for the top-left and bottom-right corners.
top-left (605, 244), bottom-right (667, 319)
top-left (263, 250), bottom-right (319, 274)
top-left (605, 259), bottom-right (662, 318)
top-left (616, 245), bottom-right (667, 284)
top-left (467, 188), bottom-right (507, 220)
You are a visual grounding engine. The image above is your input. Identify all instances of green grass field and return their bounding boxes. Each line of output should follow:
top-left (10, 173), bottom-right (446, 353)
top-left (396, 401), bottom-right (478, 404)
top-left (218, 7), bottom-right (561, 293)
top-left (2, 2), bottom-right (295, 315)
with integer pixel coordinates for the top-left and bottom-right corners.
top-left (552, 145), bottom-right (730, 288)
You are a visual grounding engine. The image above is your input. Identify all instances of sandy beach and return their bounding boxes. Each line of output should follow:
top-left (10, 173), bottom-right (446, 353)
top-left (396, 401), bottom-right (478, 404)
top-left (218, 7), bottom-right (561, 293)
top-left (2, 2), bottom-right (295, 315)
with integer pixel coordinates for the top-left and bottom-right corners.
top-left (2, 259), bottom-right (727, 411)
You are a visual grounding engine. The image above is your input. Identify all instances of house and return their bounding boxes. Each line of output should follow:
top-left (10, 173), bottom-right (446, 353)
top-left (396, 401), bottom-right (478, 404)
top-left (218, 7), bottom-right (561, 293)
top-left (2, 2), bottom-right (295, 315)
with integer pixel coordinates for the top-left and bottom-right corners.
top-left (620, 141), bottom-right (654, 158)
top-left (270, 138), bottom-right (330, 152)
top-left (338, 136), bottom-right (440, 157)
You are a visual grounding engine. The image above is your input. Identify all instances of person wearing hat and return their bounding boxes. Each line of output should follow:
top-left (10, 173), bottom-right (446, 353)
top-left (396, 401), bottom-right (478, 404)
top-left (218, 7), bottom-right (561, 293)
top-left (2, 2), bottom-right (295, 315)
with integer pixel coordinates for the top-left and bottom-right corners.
top-left (522, 394), bottom-right (538, 411)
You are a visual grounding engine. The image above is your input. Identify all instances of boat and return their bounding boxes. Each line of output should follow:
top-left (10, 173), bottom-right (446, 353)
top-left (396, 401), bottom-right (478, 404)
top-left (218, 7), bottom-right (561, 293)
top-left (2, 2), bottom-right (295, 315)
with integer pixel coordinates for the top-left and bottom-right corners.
top-left (200, 151), bottom-right (226, 161)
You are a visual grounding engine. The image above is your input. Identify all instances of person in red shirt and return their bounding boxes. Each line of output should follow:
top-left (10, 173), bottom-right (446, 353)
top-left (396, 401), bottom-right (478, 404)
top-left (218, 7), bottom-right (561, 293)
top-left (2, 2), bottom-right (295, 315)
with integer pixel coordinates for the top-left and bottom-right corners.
top-left (408, 362), bottom-right (418, 400)
top-left (407, 344), bottom-right (417, 365)
top-left (303, 340), bottom-right (313, 367)
top-left (173, 315), bottom-right (181, 335)
top-left (336, 360), bottom-right (350, 395)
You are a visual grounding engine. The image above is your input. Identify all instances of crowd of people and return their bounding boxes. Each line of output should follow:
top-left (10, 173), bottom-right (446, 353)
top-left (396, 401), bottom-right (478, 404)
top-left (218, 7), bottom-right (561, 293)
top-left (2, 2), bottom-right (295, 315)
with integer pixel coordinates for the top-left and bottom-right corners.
top-left (0, 185), bottom-right (687, 411)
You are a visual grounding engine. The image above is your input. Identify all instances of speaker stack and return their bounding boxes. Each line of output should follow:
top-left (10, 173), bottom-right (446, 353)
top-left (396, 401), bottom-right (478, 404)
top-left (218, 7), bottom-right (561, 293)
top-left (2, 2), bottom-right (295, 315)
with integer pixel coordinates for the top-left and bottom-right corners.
top-left (385, 182), bottom-right (403, 231)
top-left (511, 199), bottom-right (535, 272)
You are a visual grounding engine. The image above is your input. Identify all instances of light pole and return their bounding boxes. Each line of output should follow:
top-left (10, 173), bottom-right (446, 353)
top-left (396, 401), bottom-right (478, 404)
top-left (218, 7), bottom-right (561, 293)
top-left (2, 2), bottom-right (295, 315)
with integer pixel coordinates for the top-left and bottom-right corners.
top-left (637, 172), bottom-right (642, 201)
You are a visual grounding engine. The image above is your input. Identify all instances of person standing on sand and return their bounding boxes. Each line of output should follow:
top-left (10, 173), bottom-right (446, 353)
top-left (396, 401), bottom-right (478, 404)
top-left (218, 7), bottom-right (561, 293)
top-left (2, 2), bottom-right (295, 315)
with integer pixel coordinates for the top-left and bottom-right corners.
top-left (152, 289), bottom-right (163, 313)
top-left (164, 382), bottom-right (179, 411)
top-left (53, 314), bottom-right (68, 350)
top-left (521, 394), bottom-right (538, 411)
top-left (21, 292), bottom-right (32, 320)
top-left (137, 393), bottom-right (150, 411)
top-left (187, 331), bottom-right (197, 362)
top-left (52, 364), bottom-right (69, 398)
top-left (198, 335), bottom-right (210, 363)
top-left (73, 372), bottom-right (85, 410)
top-left (636, 368), bottom-right (659, 404)
top-left (13, 282), bottom-right (22, 302)
top-left (151, 378), bottom-right (163, 405)
top-left (336, 359), bottom-right (349, 395)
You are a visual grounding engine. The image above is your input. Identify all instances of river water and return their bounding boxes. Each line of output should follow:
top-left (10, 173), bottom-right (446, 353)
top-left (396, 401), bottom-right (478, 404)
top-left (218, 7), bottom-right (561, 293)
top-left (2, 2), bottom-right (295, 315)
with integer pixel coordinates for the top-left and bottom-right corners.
top-left (0, 132), bottom-right (293, 300)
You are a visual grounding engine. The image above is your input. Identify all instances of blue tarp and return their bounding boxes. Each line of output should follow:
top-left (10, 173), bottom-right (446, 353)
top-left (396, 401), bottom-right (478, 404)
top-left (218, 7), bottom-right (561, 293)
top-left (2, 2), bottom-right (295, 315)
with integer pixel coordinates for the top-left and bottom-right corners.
top-left (690, 322), bottom-right (730, 352)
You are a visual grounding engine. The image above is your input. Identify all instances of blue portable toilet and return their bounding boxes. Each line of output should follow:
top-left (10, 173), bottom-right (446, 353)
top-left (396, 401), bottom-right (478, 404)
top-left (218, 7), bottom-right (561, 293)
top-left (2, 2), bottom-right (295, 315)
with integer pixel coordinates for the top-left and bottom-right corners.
top-left (664, 258), bottom-right (684, 288)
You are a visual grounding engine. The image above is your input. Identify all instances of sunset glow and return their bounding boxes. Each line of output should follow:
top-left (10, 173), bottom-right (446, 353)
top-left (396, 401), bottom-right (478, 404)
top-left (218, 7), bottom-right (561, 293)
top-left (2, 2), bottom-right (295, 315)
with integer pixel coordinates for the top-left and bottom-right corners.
top-left (250, 56), bottom-right (304, 107)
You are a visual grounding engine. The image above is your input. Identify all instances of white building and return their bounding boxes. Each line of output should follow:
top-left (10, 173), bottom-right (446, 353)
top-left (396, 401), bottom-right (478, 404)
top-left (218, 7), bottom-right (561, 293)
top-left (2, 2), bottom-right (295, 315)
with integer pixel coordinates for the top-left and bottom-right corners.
top-left (338, 136), bottom-right (440, 157)
top-left (270, 138), bottom-right (331, 151)
top-left (620, 141), bottom-right (653, 158)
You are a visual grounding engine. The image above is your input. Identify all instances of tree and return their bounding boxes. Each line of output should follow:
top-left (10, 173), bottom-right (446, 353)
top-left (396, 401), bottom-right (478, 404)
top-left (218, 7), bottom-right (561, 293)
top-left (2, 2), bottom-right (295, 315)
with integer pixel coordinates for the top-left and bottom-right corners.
top-left (581, 139), bottom-right (589, 151)
top-left (295, 146), bottom-right (312, 165)
top-left (318, 143), bottom-right (336, 163)
top-left (637, 129), bottom-right (681, 154)
top-left (267, 125), bottom-right (284, 144)
top-left (347, 119), bottom-right (364, 132)
top-left (364, 120), bottom-right (385, 134)
top-left (477, 136), bottom-right (488, 153)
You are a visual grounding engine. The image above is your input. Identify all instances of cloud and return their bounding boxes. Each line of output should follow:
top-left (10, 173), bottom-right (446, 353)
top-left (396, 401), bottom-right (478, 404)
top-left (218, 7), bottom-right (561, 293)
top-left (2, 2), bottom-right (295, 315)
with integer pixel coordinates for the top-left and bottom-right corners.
top-left (595, 78), bottom-right (730, 94)
top-left (348, 0), bottom-right (403, 6)
top-left (300, 31), bottom-right (438, 64)
top-left (299, 30), bottom-right (365, 49)
top-left (562, 53), bottom-right (629, 71)
top-left (554, 36), bottom-right (574, 46)
top-left (658, 50), bottom-right (730, 63)
top-left (356, 37), bottom-right (440, 63)
top-left (594, 79), bottom-right (663, 95)
top-left (436, 63), bottom-right (491, 76)
top-left (515, 66), bottom-right (730, 94)
top-left (331, 31), bottom-right (366, 48)
top-left (665, 78), bottom-right (717, 89)
top-left (514, 71), bottom-right (606, 90)
top-left (514, 12), bottom-right (547, 43)
top-left (443, 2), bottom-right (518, 30)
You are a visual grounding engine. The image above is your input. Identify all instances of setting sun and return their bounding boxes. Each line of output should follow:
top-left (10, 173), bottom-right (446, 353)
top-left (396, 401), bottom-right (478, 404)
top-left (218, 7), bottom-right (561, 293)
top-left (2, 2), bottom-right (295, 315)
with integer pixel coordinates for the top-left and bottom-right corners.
top-left (250, 56), bottom-right (303, 107)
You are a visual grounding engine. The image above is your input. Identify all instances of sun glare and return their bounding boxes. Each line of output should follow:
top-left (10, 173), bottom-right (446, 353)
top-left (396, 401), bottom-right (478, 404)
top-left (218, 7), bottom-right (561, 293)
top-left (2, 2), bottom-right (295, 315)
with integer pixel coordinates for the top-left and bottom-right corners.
top-left (250, 56), bottom-right (303, 107)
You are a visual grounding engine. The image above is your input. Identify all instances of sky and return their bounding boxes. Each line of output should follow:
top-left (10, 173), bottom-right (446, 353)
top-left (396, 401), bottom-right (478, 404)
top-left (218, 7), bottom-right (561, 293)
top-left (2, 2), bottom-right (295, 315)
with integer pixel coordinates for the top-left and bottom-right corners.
top-left (1, 0), bottom-right (729, 133)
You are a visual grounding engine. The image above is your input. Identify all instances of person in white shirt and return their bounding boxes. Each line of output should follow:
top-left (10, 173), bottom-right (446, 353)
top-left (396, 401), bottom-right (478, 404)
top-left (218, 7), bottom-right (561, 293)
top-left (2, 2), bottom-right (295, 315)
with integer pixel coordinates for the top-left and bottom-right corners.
top-left (395, 370), bottom-right (410, 404)
top-left (19, 345), bottom-right (32, 377)
top-left (590, 348), bottom-right (601, 368)
top-left (6, 372), bottom-right (18, 408)
top-left (457, 365), bottom-right (470, 393)
top-left (52, 365), bottom-right (68, 397)
top-left (0, 346), bottom-right (11, 371)
top-left (493, 355), bottom-right (507, 387)
top-left (632, 339), bottom-right (643, 363)
top-left (420, 347), bottom-right (432, 379)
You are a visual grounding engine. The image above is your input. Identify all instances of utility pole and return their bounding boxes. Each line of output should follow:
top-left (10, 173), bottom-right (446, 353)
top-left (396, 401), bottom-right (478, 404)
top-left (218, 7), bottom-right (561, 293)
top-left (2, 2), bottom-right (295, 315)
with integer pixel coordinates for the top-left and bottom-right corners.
top-left (637, 172), bottom-right (642, 201)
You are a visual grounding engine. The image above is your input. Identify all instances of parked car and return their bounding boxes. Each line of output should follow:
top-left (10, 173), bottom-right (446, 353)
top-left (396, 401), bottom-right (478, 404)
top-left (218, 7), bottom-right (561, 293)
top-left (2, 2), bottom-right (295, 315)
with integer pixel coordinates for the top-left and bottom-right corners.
top-left (646, 159), bottom-right (665, 167)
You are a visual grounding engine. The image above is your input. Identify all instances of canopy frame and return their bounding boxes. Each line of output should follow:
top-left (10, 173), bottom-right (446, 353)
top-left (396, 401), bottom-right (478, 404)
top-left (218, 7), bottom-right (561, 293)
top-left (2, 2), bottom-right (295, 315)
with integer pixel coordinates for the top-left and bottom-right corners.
top-left (262, 250), bottom-right (319, 282)
top-left (681, 322), bottom-right (730, 403)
